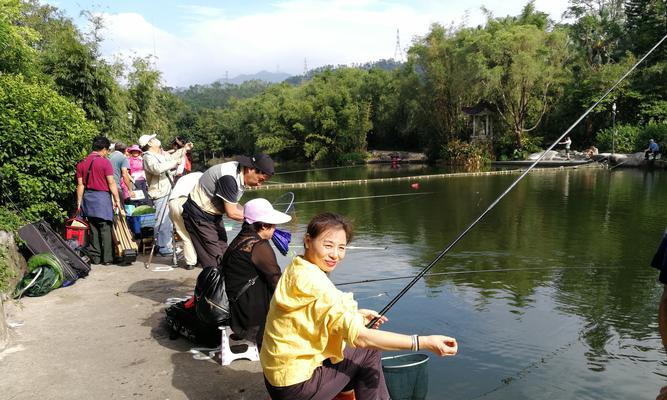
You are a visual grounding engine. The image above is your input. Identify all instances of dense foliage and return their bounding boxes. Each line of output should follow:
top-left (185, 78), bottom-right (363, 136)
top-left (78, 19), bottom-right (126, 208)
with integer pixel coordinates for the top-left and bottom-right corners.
top-left (0, 0), bottom-right (666, 233)
top-left (0, 74), bottom-right (97, 223)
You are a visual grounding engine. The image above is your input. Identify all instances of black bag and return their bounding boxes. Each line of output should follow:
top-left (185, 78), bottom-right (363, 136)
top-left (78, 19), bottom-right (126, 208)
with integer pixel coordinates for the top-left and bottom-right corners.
top-left (18, 220), bottom-right (91, 284)
top-left (194, 266), bottom-right (230, 326)
top-left (164, 297), bottom-right (220, 347)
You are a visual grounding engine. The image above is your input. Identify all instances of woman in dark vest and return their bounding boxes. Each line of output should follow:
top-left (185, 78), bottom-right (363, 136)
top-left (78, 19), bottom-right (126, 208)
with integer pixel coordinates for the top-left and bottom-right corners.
top-left (222, 198), bottom-right (291, 347)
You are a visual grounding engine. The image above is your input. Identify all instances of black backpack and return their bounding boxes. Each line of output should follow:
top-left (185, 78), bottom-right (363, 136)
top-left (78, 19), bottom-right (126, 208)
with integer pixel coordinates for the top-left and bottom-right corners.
top-left (164, 297), bottom-right (220, 347)
top-left (194, 266), bottom-right (230, 326)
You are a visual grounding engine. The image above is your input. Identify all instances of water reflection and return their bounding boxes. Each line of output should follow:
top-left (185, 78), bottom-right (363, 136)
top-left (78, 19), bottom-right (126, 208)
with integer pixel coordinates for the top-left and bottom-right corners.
top-left (247, 167), bottom-right (667, 399)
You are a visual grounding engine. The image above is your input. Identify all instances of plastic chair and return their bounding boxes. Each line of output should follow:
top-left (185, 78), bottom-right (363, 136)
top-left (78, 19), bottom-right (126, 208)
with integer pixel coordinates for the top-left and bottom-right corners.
top-left (219, 326), bottom-right (259, 366)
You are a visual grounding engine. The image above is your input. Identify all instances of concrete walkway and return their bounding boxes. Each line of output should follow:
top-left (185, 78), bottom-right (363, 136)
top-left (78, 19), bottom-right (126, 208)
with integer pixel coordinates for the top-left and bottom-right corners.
top-left (0, 256), bottom-right (265, 400)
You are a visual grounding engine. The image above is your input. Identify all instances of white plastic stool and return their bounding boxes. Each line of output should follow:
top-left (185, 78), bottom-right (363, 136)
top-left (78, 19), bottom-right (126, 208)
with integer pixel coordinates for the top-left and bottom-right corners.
top-left (219, 326), bottom-right (259, 365)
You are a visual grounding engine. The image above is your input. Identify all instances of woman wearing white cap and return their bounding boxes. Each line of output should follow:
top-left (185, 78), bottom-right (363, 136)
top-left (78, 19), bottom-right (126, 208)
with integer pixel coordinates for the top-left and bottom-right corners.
top-left (222, 198), bottom-right (291, 347)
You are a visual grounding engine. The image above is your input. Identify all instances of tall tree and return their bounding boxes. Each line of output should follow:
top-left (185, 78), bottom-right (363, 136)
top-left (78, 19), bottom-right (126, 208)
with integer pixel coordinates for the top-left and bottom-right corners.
top-left (480, 8), bottom-right (571, 148)
top-left (0, 0), bottom-right (38, 77)
top-left (127, 56), bottom-right (168, 136)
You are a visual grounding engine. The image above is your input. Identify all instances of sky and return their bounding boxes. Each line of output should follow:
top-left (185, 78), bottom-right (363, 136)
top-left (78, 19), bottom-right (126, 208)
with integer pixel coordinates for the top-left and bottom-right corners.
top-left (45, 0), bottom-right (571, 87)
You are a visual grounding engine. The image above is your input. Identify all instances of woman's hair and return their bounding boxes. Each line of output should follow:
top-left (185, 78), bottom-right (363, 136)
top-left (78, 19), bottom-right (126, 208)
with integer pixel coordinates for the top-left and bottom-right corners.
top-left (306, 212), bottom-right (353, 243)
top-left (252, 221), bottom-right (274, 231)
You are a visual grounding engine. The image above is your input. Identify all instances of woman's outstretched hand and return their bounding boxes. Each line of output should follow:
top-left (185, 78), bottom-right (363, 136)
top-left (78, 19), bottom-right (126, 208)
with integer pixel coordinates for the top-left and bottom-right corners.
top-left (421, 335), bottom-right (458, 357)
top-left (358, 309), bottom-right (387, 329)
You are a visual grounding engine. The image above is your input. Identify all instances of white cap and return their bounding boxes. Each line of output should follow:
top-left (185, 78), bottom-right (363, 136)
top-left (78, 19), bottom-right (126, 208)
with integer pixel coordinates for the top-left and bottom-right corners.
top-left (138, 134), bottom-right (157, 148)
top-left (244, 198), bottom-right (292, 224)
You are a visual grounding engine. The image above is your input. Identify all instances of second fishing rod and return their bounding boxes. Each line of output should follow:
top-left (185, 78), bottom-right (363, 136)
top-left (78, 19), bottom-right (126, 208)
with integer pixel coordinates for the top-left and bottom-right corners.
top-left (367, 32), bottom-right (667, 328)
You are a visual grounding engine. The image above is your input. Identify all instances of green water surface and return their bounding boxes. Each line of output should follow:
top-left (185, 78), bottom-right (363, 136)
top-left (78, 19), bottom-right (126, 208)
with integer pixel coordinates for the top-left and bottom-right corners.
top-left (240, 165), bottom-right (667, 399)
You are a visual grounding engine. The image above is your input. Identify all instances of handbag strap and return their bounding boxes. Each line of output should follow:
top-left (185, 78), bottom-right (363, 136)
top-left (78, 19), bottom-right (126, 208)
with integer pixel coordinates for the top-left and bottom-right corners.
top-left (83, 155), bottom-right (100, 189)
top-left (231, 276), bottom-right (258, 302)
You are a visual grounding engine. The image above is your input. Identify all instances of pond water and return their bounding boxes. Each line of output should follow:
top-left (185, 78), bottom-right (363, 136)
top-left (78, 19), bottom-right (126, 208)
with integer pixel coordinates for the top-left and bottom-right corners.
top-left (239, 165), bottom-right (667, 399)
top-left (267, 163), bottom-right (496, 184)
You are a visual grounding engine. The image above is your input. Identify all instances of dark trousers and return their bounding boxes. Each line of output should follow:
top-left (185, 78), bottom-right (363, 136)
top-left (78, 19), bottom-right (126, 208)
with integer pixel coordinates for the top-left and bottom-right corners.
top-left (86, 217), bottom-right (113, 264)
top-left (183, 212), bottom-right (228, 268)
top-left (265, 347), bottom-right (389, 400)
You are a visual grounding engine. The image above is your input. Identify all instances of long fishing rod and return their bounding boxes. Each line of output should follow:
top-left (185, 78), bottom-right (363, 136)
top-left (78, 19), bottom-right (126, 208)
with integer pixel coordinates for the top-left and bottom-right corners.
top-left (336, 266), bottom-right (616, 287)
top-left (367, 32), bottom-right (667, 328)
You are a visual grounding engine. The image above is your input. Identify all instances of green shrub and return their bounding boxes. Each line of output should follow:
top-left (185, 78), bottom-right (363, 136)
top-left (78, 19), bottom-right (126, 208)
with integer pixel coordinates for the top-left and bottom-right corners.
top-left (636, 122), bottom-right (667, 152)
top-left (0, 74), bottom-right (98, 226)
top-left (494, 134), bottom-right (543, 160)
top-left (336, 152), bottom-right (367, 166)
top-left (440, 139), bottom-right (491, 169)
top-left (595, 124), bottom-right (640, 153)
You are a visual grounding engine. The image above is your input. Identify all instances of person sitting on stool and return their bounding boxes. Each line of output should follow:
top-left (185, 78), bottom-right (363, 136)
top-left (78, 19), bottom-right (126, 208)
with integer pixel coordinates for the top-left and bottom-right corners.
top-left (645, 139), bottom-right (660, 160)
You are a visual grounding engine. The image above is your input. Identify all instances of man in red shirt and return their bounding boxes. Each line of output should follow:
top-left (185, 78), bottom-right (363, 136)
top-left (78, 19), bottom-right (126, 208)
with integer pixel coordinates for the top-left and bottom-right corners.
top-left (75, 136), bottom-right (124, 265)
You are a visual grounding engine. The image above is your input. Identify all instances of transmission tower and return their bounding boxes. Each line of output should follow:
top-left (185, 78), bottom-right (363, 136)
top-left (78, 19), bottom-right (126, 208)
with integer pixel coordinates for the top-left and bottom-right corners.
top-left (393, 28), bottom-right (404, 62)
top-left (303, 58), bottom-right (308, 76)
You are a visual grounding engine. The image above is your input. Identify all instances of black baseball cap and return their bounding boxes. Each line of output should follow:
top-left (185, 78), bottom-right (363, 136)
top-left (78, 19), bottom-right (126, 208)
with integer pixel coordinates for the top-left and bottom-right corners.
top-left (237, 154), bottom-right (275, 177)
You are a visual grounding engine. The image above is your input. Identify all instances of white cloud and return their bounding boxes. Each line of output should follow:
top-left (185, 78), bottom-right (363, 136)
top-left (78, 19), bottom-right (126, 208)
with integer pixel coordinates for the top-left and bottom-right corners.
top-left (98, 0), bottom-right (569, 87)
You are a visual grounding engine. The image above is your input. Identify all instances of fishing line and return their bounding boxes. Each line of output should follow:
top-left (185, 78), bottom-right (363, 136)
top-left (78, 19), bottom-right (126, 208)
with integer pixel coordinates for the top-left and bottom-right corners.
top-left (468, 324), bottom-right (597, 399)
top-left (367, 32), bottom-right (667, 328)
top-left (290, 244), bottom-right (388, 250)
top-left (291, 192), bottom-right (433, 205)
top-left (336, 266), bottom-right (616, 287)
top-left (275, 164), bottom-right (363, 175)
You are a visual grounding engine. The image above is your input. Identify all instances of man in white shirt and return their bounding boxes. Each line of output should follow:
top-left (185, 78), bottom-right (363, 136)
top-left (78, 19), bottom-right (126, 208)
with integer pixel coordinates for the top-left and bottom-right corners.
top-left (182, 154), bottom-right (273, 268)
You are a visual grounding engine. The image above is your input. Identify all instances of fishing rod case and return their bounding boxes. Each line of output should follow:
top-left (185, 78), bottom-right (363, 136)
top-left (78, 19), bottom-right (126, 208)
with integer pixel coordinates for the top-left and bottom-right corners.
top-left (112, 215), bottom-right (138, 265)
top-left (18, 220), bottom-right (91, 284)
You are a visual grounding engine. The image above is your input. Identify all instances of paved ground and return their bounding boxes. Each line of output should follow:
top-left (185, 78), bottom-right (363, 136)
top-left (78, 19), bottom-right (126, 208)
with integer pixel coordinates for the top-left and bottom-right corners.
top-left (0, 255), bottom-right (265, 400)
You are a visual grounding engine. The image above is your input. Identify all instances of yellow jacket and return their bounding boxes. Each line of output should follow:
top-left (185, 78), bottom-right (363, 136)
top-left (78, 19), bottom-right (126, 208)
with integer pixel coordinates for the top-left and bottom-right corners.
top-left (260, 256), bottom-right (365, 387)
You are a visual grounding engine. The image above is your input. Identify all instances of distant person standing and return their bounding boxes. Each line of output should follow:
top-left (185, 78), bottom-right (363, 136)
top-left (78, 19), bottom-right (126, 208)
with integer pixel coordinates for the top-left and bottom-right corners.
top-left (140, 133), bottom-right (193, 257)
top-left (559, 136), bottom-right (572, 160)
top-left (126, 144), bottom-right (151, 206)
top-left (108, 141), bottom-right (134, 204)
top-left (645, 139), bottom-right (660, 160)
top-left (75, 136), bottom-right (124, 265)
top-left (182, 154), bottom-right (274, 268)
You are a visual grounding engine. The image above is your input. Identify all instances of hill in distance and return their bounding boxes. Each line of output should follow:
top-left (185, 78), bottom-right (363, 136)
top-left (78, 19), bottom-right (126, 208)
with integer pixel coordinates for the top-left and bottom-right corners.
top-left (218, 70), bottom-right (292, 85)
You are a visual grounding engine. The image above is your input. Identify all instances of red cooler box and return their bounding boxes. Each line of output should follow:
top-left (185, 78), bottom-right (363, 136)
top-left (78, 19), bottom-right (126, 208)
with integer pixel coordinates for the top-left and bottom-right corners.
top-left (65, 217), bottom-right (89, 247)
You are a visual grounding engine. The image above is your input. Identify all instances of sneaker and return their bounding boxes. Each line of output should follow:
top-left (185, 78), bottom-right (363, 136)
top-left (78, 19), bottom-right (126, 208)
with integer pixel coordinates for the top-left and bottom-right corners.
top-left (157, 249), bottom-right (174, 257)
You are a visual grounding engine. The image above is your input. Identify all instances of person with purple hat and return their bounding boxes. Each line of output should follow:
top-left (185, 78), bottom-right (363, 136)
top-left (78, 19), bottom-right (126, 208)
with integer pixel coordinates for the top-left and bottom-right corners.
top-left (222, 198), bottom-right (291, 347)
top-left (182, 154), bottom-right (274, 269)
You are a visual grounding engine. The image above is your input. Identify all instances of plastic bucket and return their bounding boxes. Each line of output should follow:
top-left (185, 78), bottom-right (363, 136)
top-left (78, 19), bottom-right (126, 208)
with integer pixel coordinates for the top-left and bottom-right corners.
top-left (381, 353), bottom-right (429, 400)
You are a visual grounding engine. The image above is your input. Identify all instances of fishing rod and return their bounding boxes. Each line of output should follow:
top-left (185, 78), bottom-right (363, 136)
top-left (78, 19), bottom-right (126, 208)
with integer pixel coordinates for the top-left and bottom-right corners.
top-left (336, 266), bottom-right (616, 287)
top-left (367, 32), bottom-right (667, 328)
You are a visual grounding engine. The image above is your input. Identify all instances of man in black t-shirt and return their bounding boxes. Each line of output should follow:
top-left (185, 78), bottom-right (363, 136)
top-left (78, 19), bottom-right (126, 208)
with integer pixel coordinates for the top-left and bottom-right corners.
top-left (182, 154), bottom-right (274, 268)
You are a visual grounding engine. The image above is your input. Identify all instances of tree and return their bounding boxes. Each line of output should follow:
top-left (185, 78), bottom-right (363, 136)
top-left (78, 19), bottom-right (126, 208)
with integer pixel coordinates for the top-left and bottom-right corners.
top-left (21, 1), bottom-right (130, 137)
top-left (0, 0), bottom-right (38, 77)
top-left (624, 0), bottom-right (667, 123)
top-left (127, 56), bottom-right (168, 136)
top-left (480, 10), bottom-right (570, 148)
top-left (565, 0), bottom-right (626, 66)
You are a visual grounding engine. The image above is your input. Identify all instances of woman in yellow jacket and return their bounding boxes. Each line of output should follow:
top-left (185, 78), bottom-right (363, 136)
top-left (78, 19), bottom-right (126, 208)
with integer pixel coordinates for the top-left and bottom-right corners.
top-left (260, 213), bottom-right (458, 400)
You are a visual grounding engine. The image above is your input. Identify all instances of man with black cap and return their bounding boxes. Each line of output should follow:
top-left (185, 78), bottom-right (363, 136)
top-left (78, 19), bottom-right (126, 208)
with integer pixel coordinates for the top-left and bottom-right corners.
top-left (182, 154), bottom-right (274, 268)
